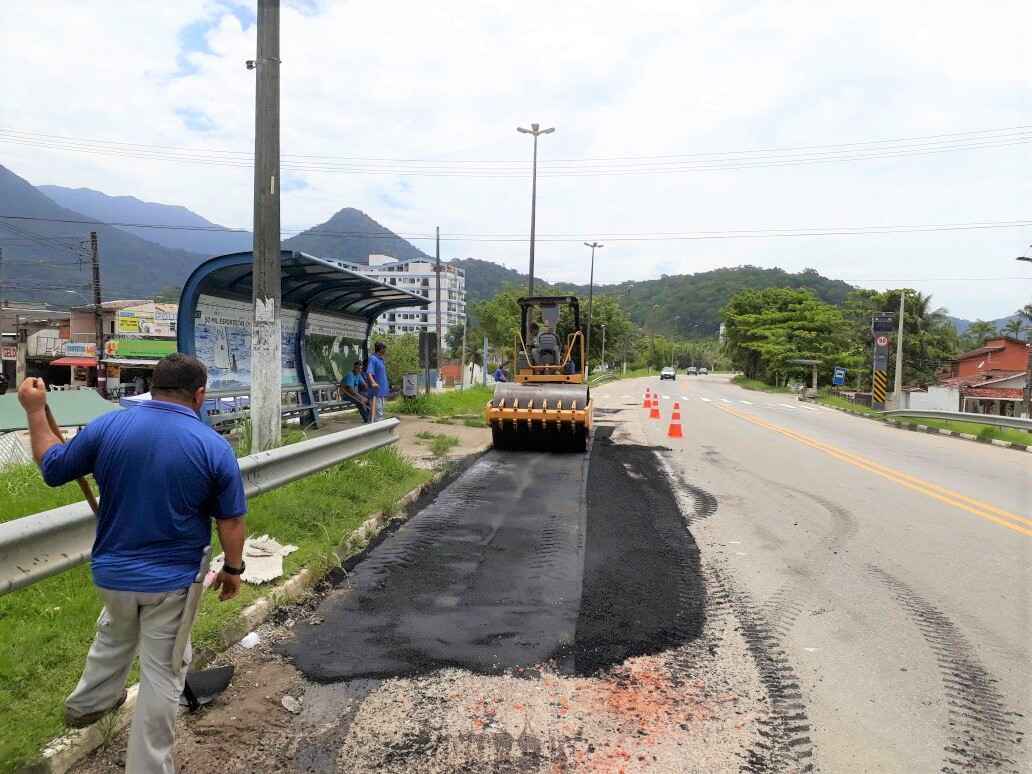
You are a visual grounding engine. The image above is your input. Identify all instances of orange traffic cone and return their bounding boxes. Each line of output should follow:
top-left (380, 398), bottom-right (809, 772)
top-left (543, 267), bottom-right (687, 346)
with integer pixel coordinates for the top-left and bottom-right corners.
top-left (667, 402), bottom-right (683, 437)
top-left (649, 397), bottom-right (661, 420)
top-left (642, 388), bottom-right (651, 408)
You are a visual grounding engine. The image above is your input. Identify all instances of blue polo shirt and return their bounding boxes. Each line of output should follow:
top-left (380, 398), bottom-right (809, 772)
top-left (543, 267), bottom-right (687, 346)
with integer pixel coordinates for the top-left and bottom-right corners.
top-left (343, 370), bottom-right (365, 393)
top-left (40, 399), bottom-right (247, 592)
top-left (367, 353), bottom-right (389, 398)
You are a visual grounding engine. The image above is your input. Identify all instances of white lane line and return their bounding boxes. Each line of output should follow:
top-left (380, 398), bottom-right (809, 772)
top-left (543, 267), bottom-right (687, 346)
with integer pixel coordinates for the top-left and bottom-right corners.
top-left (721, 398), bottom-right (733, 404)
top-left (620, 395), bottom-right (632, 399)
top-left (778, 403), bottom-right (796, 409)
top-left (700, 397), bottom-right (712, 402)
top-left (661, 394), bottom-right (671, 399)
top-left (798, 404), bottom-right (820, 411)
top-left (740, 400), bottom-right (753, 405)
top-left (681, 395), bottom-right (691, 401)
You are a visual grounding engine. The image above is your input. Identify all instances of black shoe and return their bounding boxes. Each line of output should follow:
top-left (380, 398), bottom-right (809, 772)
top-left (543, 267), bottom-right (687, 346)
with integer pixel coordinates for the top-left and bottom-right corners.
top-left (64, 689), bottom-right (128, 729)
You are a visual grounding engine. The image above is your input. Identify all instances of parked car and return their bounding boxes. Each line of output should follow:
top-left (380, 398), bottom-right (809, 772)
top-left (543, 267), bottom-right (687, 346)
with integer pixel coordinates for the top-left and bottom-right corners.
top-left (660, 366), bottom-right (676, 380)
top-left (698, 367), bottom-right (709, 375)
top-left (686, 366), bottom-right (698, 375)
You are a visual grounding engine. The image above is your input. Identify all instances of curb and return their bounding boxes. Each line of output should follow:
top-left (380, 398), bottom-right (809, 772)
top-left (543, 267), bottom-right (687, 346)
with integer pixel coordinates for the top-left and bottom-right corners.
top-left (33, 441), bottom-right (491, 774)
top-left (820, 402), bottom-right (1032, 454)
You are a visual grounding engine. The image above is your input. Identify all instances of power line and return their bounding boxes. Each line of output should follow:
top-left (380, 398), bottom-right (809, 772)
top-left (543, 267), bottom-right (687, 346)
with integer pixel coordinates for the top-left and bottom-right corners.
top-left (4, 123), bottom-right (1030, 163)
top-left (1, 126), bottom-right (1029, 177)
top-left (2, 213), bottom-right (1031, 243)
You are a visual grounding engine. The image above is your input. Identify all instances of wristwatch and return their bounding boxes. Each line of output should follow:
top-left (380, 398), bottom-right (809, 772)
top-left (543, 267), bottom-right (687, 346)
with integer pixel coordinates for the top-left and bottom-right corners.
top-left (222, 561), bottom-right (246, 576)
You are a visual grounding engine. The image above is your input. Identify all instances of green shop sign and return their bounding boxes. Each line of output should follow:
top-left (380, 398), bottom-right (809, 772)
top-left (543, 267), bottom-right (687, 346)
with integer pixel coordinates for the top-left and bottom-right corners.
top-left (104, 338), bottom-right (177, 359)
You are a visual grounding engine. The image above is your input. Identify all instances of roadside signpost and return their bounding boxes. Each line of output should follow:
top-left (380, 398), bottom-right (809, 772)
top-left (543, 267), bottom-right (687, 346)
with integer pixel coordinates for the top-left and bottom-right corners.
top-left (871, 314), bottom-right (894, 409)
top-left (832, 366), bottom-right (846, 386)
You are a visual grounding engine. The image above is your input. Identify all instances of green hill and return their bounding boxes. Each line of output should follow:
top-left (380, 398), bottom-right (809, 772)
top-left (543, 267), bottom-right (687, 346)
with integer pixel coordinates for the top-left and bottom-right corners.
top-left (449, 259), bottom-right (856, 337)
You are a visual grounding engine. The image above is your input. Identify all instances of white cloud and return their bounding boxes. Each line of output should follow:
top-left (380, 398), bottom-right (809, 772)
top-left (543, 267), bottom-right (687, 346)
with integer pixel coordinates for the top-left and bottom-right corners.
top-left (1, 0), bottom-right (1029, 319)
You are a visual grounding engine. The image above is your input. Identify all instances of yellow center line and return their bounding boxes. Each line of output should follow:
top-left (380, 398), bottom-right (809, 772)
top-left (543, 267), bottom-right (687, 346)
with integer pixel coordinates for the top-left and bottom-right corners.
top-left (714, 403), bottom-right (1032, 538)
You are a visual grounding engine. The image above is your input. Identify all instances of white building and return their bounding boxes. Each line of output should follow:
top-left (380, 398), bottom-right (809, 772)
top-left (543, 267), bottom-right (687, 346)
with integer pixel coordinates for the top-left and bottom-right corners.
top-left (332, 254), bottom-right (466, 336)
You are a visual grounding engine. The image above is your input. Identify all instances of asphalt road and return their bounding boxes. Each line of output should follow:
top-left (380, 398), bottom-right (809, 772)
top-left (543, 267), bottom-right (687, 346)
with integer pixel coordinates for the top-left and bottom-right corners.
top-left (75, 374), bottom-right (1031, 773)
top-left (615, 373), bottom-right (1030, 772)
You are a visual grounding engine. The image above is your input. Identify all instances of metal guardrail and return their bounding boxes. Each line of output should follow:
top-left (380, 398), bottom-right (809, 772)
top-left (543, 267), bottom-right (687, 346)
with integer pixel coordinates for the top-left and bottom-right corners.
top-left (882, 409), bottom-right (1032, 432)
top-left (0, 418), bottom-right (400, 596)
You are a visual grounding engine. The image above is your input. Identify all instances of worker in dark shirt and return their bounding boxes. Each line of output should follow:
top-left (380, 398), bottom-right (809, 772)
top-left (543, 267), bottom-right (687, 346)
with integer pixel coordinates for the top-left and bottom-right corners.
top-left (493, 364), bottom-right (508, 382)
top-left (18, 353), bottom-right (247, 773)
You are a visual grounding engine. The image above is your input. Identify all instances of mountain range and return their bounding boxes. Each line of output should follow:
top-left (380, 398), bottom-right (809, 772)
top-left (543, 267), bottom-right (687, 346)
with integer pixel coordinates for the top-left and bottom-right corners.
top-left (0, 162), bottom-right (1019, 334)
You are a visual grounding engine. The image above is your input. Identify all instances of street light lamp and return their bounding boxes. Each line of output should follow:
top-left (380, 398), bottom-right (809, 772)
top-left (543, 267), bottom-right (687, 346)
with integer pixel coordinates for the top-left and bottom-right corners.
top-left (517, 123), bottom-right (554, 295)
top-left (583, 241), bottom-right (603, 376)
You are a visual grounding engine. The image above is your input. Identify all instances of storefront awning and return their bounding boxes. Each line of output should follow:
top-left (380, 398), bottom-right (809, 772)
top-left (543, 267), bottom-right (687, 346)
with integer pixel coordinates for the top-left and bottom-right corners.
top-left (50, 357), bottom-right (97, 367)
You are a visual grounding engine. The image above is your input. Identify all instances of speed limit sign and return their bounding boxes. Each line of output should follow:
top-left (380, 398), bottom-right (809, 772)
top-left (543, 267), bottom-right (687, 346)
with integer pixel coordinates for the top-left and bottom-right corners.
top-left (876, 335), bottom-right (889, 347)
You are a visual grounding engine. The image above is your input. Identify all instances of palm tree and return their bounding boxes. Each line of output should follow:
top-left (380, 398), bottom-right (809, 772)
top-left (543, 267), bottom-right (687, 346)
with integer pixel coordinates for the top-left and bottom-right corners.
top-left (1003, 318), bottom-right (1024, 338)
top-left (962, 320), bottom-right (998, 350)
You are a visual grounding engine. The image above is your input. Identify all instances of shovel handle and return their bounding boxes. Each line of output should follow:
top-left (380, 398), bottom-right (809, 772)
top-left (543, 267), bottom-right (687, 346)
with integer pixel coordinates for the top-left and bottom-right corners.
top-left (43, 403), bottom-right (100, 515)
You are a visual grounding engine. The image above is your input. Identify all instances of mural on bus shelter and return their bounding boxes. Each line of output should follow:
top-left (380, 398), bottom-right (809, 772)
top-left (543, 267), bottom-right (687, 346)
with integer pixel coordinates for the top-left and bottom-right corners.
top-left (194, 295), bottom-right (300, 390)
top-left (302, 312), bottom-right (367, 386)
top-left (192, 296), bottom-right (367, 390)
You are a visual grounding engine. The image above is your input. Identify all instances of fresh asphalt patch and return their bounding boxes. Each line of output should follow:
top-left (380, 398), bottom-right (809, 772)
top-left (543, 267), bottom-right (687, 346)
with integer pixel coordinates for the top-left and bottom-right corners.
top-left (573, 425), bottom-right (705, 675)
top-left (282, 426), bottom-right (706, 683)
top-left (282, 450), bottom-right (589, 681)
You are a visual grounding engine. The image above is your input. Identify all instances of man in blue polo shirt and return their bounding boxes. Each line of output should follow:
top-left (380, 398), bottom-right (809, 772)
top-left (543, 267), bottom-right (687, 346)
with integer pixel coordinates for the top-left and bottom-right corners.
top-left (365, 341), bottom-right (390, 422)
top-left (18, 353), bottom-right (247, 774)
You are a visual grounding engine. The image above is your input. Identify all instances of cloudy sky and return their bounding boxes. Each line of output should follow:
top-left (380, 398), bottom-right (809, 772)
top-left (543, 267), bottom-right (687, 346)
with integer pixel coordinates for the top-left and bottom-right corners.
top-left (1, 0), bottom-right (1030, 320)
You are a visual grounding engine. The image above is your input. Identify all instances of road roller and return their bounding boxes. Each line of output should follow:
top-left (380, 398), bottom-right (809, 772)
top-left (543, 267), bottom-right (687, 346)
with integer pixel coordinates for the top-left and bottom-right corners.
top-left (486, 296), bottom-right (592, 452)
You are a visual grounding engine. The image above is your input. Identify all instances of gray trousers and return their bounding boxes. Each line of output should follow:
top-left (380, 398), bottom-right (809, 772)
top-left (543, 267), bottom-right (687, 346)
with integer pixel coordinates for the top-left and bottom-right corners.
top-left (66, 587), bottom-right (191, 774)
top-left (371, 396), bottom-right (385, 422)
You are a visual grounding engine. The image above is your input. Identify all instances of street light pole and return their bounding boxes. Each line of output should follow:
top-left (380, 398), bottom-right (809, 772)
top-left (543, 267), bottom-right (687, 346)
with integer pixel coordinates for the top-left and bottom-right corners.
top-left (583, 241), bottom-right (603, 377)
top-left (517, 123), bottom-right (554, 296)
top-left (600, 323), bottom-right (607, 370)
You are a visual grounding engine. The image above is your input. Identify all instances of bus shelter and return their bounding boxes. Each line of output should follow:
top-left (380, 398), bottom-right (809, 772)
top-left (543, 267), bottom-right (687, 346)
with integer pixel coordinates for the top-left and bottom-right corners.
top-left (176, 250), bottom-right (428, 427)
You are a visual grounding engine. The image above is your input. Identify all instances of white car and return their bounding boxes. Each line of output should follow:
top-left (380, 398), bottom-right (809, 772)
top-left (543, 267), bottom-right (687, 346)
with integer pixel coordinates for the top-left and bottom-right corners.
top-left (660, 366), bottom-right (676, 380)
top-left (698, 367), bottom-right (709, 375)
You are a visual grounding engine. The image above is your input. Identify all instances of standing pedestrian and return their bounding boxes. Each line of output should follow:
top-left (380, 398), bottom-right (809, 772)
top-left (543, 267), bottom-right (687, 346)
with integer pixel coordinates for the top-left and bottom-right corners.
top-left (365, 341), bottom-right (389, 422)
top-left (18, 353), bottom-right (247, 774)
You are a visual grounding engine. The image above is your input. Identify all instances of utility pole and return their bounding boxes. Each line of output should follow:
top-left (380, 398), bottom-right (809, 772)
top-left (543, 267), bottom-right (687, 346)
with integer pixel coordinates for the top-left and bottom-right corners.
top-left (250, 0), bottom-right (282, 451)
top-left (482, 335), bottom-right (488, 386)
top-left (583, 241), bottom-right (602, 376)
top-left (516, 123), bottom-right (554, 295)
top-left (435, 226), bottom-right (442, 384)
top-left (90, 231), bottom-right (106, 397)
top-left (1024, 340), bottom-right (1032, 419)
top-left (600, 323), bottom-right (607, 370)
top-left (459, 312), bottom-right (467, 390)
top-left (893, 291), bottom-right (905, 409)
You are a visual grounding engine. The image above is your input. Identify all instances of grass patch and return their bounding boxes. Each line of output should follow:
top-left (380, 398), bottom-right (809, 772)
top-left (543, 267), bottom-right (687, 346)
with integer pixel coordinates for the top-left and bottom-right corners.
top-left (731, 375), bottom-right (791, 393)
top-left (429, 434), bottom-right (460, 457)
top-left (894, 417), bottom-right (1032, 446)
top-left (387, 385), bottom-right (492, 418)
top-left (461, 417), bottom-right (487, 428)
top-left (0, 448), bottom-right (430, 773)
top-left (415, 430), bottom-right (436, 440)
top-left (816, 393), bottom-right (882, 418)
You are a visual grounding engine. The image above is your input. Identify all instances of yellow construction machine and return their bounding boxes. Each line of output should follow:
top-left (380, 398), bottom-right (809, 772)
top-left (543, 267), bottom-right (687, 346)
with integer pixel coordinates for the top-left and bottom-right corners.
top-left (485, 296), bottom-right (593, 452)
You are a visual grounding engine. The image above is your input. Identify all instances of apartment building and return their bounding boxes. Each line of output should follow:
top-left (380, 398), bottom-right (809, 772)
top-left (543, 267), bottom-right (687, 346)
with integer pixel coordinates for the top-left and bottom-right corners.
top-left (332, 254), bottom-right (466, 336)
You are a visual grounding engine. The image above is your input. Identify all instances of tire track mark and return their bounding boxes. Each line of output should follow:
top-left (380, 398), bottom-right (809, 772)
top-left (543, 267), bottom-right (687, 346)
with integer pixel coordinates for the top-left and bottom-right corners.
top-left (868, 565), bottom-right (1024, 773)
top-left (657, 461), bottom-right (816, 773)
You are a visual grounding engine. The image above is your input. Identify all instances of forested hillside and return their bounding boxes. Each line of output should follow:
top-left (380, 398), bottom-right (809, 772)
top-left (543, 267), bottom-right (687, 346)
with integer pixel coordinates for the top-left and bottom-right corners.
top-left (450, 259), bottom-right (856, 337)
